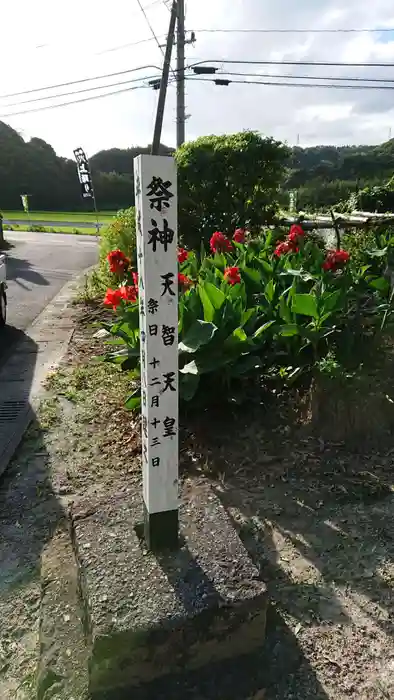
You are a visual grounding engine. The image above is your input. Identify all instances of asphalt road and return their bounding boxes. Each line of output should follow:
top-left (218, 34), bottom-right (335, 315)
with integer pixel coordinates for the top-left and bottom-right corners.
top-left (0, 230), bottom-right (98, 358)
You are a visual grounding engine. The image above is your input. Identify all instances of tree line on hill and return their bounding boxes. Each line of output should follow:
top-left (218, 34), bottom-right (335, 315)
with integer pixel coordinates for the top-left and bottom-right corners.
top-left (0, 120), bottom-right (173, 212)
top-left (286, 141), bottom-right (394, 210)
top-left (0, 118), bottom-right (393, 213)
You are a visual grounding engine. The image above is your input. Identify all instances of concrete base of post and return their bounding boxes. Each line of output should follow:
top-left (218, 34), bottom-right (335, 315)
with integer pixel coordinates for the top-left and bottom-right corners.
top-left (71, 482), bottom-right (268, 698)
top-left (142, 502), bottom-right (179, 551)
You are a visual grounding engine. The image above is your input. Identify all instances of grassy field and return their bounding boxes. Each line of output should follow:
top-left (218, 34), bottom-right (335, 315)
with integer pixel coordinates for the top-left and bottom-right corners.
top-left (5, 224), bottom-right (100, 235)
top-left (2, 210), bottom-right (116, 223)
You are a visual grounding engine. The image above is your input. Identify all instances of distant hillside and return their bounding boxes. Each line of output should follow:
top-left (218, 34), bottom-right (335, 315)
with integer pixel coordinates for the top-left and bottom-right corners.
top-left (286, 141), bottom-right (394, 209)
top-left (90, 140), bottom-right (394, 211)
top-left (0, 117), bottom-right (392, 213)
top-left (0, 120), bottom-right (172, 212)
top-left (89, 144), bottom-right (173, 176)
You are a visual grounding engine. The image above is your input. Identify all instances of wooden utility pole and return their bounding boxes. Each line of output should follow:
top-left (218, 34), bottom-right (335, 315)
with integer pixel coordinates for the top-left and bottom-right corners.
top-left (151, 1), bottom-right (177, 155)
top-left (176, 0), bottom-right (185, 147)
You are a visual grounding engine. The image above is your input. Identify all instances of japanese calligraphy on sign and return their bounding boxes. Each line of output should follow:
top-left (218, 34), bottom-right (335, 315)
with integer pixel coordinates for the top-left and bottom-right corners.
top-left (133, 155), bottom-right (179, 524)
top-left (73, 147), bottom-right (94, 199)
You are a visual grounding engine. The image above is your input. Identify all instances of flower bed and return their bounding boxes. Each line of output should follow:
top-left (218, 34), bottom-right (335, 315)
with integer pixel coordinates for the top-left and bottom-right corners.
top-left (99, 224), bottom-right (394, 412)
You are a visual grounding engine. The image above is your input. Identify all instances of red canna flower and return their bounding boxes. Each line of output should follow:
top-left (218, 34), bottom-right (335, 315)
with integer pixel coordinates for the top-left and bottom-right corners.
top-left (210, 231), bottom-right (233, 254)
top-left (288, 224), bottom-right (305, 244)
top-left (274, 234), bottom-right (301, 257)
top-left (119, 285), bottom-right (138, 302)
top-left (132, 271), bottom-right (139, 287)
top-left (274, 241), bottom-right (292, 257)
top-left (103, 288), bottom-right (123, 309)
top-left (224, 266), bottom-right (241, 285)
top-left (178, 247), bottom-right (189, 263)
top-left (233, 228), bottom-right (246, 243)
top-left (178, 272), bottom-right (193, 290)
top-left (107, 249), bottom-right (130, 275)
top-left (322, 249), bottom-right (350, 271)
top-left (335, 249), bottom-right (350, 264)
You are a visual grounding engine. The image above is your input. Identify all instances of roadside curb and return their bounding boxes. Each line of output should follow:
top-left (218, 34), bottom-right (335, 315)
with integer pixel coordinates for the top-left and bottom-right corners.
top-left (0, 265), bottom-right (94, 477)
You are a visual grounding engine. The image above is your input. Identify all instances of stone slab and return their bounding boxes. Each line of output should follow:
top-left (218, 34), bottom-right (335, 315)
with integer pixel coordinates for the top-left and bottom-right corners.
top-left (72, 481), bottom-right (267, 696)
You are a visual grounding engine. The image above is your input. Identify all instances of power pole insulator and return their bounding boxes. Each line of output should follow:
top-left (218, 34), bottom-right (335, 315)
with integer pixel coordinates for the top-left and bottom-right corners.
top-left (193, 66), bottom-right (217, 75)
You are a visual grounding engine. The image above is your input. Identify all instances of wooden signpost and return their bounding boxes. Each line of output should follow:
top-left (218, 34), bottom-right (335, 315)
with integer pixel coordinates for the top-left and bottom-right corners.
top-left (133, 155), bottom-right (179, 551)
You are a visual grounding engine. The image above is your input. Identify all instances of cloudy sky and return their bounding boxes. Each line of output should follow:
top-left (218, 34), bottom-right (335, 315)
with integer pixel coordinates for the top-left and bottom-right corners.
top-left (2, 0), bottom-right (394, 158)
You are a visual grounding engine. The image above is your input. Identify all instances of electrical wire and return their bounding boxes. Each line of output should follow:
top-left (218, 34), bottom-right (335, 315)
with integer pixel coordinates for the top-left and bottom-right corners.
top-left (31, 24), bottom-right (394, 57)
top-left (0, 64), bottom-right (162, 100)
top-left (25, 1), bottom-right (168, 54)
top-left (6, 55), bottom-right (392, 108)
top-left (193, 27), bottom-right (394, 34)
top-left (96, 34), bottom-right (166, 56)
top-left (187, 58), bottom-right (394, 69)
top-left (7, 65), bottom-right (394, 111)
top-left (2, 73), bottom-right (163, 108)
top-left (135, 0), bottom-right (168, 59)
top-left (135, 0), bottom-right (177, 79)
top-left (215, 71), bottom-right (394, 84)
top-left (93, 1), bottom-right (172, 55)
top-left (0, 82), bottom-right (152, 118)
top-left (186, 76), bottom-right (394, 90)
top-left (144, 0), bottom-right (169, 9)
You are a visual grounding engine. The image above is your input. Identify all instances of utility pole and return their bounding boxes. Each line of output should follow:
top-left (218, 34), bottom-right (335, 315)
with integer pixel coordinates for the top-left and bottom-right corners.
top-left (176, 0), bottom-right (185, 148)
top-left (151, 0), bottom-right (177, 155)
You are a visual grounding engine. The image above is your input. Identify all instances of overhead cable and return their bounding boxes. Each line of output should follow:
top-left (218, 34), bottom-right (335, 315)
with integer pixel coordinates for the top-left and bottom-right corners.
top-left (0, 83), bottom-right (152, 118)
top-left (0, 64), bottom-right (161, 100)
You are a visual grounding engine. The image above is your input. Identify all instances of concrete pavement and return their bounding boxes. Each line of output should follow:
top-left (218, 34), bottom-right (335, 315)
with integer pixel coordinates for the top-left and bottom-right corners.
top-left (0, 230), bottom-right (98, 359)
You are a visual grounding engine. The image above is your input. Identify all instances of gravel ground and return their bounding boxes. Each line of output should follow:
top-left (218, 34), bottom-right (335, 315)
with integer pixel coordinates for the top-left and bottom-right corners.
top-left (0, 301), bottom-right (393, 699)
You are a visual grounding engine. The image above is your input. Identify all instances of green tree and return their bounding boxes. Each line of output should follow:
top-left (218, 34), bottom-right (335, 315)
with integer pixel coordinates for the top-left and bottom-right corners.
top-left (175, 131), bottom-right (289, 249)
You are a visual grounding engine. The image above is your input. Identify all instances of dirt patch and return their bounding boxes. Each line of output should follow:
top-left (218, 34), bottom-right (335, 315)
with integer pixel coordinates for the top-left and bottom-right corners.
top-left (182, 412), bottom-right (394, 699)
top-left (2, 299), bottom-right (393, 699)
top-left (42, 302), bottom-right (142, 498)
top-left (52, 301), bottom-right (394, 699)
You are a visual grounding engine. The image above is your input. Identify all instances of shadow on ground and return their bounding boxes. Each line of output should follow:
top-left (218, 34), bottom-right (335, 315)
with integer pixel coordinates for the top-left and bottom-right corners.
top-left (178, 404), bottom-right (394, 699)
top-left (0, 328), bottom-right (65, 571)
top-left (96, 605), bottom-right (330, 700)
top-left (5, 255), bottom-right (49, 288)
top-left (0, 328), bottom-right (66, 695)
top-left (0, 324), bottom-right (24, 361)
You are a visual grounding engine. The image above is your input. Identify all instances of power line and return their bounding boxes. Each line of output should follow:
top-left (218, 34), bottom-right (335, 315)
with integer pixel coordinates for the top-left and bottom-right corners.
top-left (8, 68), bottom-right (393, 111)
top-left (144, 0), bottom-right (169, 8)
top-left (194, 27), bottom-right (394, 34)
top-left (216, 71), bottom-right (394, 84)
top-left (135, 0), bottom-right (177, 78)
top-left (136, 0), bottom-right (167, 58)
top-left (186, 76), bottom-right (394, 90)
top-left (0, 83), bottom-right (152, 118)
top-left (97, 34), bottom-right (166, 55)
top-left (5, 55), bottom-right (393, 105)
top-left (188, 59), bottom-right (394, 69)
top-left (2, 73), bottom-right (162, 108)
top-left (0, 64), bottom-right (161, 100)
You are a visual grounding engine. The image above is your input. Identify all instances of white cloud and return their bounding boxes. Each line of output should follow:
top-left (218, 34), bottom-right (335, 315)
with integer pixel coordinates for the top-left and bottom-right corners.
top-left (2, 0), bottom-right (394, 156)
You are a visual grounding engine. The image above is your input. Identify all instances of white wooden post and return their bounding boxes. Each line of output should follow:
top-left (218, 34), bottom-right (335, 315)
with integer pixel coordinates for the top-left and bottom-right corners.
top-left (133, 155), bottom-right (179, 551)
